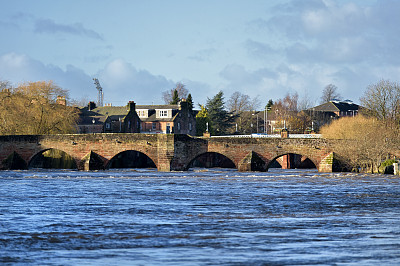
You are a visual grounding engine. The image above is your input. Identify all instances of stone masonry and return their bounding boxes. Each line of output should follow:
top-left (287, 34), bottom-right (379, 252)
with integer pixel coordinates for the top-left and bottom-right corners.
top-left (0, 134), bottom-right (335, 172)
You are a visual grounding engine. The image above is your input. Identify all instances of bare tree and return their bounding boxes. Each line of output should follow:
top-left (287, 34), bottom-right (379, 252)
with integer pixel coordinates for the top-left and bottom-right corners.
top-left (320, 84), bottom-right (341, 103)
top-left (0, 81), bottom-right (79, 135)
top-left (226, 92), bottom-right (261, 134)
top-left (0, 80), bottom-right (11, 91)
top-left (162, 82), bottom-right (188, 104)
top-left (227, 91), bottom-right (261, 113)
top-left (227, 92), bottom-right (250, 114)
top-left (298, 90), bottom-right (315, 111)
top-left (271, 92), bottom-right (307, 133)
top-left (321, 115), bottom-right (396, 173)
top-left (360, 79), bottom-right (400, 126)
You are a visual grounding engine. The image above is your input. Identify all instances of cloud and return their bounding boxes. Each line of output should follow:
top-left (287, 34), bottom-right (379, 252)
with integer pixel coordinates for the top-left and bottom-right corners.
top-left (245, 39), bottom-right (275, 59)
top-left (34, 18), bottom-right (103, 40)
top-left (0, 53), bottom-right (94, 100)
top-left (219, 64), bottom-right (284, 101)
top-left (0, 53), bottom-right (212, 106)
top-left (248, 0), bottom-right (400, 66)
top-left (188, 48), bottom-right (216, 62)
top-left (97, 59), bottom-right (176, 105)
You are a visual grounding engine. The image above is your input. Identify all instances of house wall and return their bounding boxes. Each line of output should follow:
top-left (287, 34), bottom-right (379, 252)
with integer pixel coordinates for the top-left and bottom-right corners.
top-left (173, 101), bottom-right (196, 135)
top-left (140, 121), bottom-right (174, 134)
top-left (124, 102), bottom-right (141, 133)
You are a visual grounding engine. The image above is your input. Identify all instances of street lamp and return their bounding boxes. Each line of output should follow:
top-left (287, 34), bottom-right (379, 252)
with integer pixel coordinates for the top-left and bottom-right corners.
top-left (252, 112), bottom-right (259, 133)
top-left (265, 106), bottom-right (271, 134)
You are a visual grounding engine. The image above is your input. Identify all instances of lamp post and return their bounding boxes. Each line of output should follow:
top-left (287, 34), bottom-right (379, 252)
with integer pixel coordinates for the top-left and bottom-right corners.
top-left (256, 113), bottom-right (259, 133)
top-left (252, 112), bottom-right (258, 134)
top-left (264, 108), bottom-right (266, 134)
top-left (264, 106), bottom-right (271, 134)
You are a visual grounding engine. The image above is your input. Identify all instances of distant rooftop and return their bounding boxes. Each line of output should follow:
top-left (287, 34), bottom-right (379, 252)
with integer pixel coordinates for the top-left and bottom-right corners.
top-left (311, 100), bottom-right (359, 112)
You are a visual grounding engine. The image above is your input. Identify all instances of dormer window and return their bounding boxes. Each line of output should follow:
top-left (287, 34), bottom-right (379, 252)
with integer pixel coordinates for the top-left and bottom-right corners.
top-left (137, 110), bottom-right (147, 117)
top-left (159, 110), bottom-right (168, 117)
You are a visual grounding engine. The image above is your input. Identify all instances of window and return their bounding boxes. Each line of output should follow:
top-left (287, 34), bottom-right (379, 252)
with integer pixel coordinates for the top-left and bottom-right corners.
top-left (106, 123), bottom-right (111, 129)
top-left (189, 123), bottom-right (192, 131)
top-left (152, 122), bottom-right (157, 130)
top-left (159, 110), bottom-right (168, 117)
top-left (177, 122), bottom-right (181, 131)
top-left (137, 110), bottom-right (146, 117)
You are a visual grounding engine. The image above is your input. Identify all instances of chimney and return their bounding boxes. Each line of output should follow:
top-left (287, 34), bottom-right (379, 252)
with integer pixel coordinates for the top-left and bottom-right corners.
top-left (127, 101), bottom-right (136, 112)
top-left (88, 101), bottom-right (96, 111)
top-left (56, 96), bottom-right (66, 106)
top-left (179, 99), bottom-right (188, 110)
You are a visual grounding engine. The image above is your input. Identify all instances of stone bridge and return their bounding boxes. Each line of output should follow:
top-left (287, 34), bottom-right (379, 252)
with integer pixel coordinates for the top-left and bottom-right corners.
top-left (0, 134), bottom-right (335, 172)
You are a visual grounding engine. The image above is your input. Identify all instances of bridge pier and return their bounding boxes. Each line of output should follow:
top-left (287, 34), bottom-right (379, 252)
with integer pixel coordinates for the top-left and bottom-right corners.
top-left (156, 134), bottom-right (174, 171)
top-left (80, 151), bottom-right (106, 171)
top-left (318, 152), bottom-right (335, 172)
top-left (237, 151), bottom-right (267, 172)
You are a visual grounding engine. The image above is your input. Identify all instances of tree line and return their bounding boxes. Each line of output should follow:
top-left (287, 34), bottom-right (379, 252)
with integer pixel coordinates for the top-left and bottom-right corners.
top-left (163, 82), bottom-right (345, 136)
top-left (0, 81), bottom-right (79, 135)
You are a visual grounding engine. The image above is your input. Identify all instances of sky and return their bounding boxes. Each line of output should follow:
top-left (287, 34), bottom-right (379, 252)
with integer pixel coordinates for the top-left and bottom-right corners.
top-left (1, 0), bottom-right (400, 107)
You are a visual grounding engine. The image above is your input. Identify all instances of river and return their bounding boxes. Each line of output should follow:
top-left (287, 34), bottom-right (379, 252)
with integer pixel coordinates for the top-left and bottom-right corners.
top-left (1, 169), bottom-right (399, 265)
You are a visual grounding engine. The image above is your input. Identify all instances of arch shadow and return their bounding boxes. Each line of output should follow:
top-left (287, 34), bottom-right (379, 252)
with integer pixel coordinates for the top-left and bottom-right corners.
top-left (267, 153), bottom-right (317, 170)
top-left (187, 152), bottom-right (235, 170)
top-left (106, 150), bottom-right (156, 169)
top-left (29, 148), bottom-right (78, 169)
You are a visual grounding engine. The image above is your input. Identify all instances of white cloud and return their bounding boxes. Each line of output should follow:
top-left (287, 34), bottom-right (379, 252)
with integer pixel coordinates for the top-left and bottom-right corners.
top-left (0, 53), bottom-right (212, 106)
top-left (0, 53), bottom-right (94, 100)
top-left (97, 59), bottom-right (176, 105)
top-left (34, 18), bottom-right (103, 40)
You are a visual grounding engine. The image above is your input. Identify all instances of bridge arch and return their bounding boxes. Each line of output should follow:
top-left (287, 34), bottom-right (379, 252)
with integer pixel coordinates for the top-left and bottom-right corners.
top-left (186, 152), bottom-right (236, 170)
top-left (267, 153), bottom-right (317, 170)
top-left (29, 148), bottom-right (78, 169)
top-left (106, 150), bottom-right (157, 169)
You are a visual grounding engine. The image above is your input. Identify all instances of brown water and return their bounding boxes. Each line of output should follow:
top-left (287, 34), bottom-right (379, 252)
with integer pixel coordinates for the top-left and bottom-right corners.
top-left (1, 169), bottom-right (399, 265)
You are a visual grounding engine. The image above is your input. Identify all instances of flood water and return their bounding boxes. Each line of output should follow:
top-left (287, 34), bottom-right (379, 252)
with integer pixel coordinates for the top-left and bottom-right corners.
top-left (1, 169), bottom-right (399, 265)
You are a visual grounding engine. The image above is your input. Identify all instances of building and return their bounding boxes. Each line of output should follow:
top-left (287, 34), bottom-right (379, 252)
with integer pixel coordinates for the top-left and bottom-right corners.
top-left (307, 100), bottom-right (360, 131)
top-left (77, 100), bottom-right (196, 135)
top-left (311, 100), bottom-right (359, 118)
top-left (136, 100), bottom-right (196, 135)
top-left (77, 101), bottom-right (141, 134)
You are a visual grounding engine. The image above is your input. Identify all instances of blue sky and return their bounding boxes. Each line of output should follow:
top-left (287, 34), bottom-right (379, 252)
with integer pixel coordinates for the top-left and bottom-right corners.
top-left (1, 0), bottom-right (399, 107)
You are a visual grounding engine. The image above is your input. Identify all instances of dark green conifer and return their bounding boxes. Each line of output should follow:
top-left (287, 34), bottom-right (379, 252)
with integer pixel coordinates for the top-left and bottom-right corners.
top-left (170, 89), bottom-right (180, 104)
top-left (206, 91), bottom-right (236, 135)
top-left (187, 93), bottom-right (194, 110)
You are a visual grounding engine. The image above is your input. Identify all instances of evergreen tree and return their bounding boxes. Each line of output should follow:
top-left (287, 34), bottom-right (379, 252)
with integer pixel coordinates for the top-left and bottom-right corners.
top-left (206, 91), bottom-right (236, 135)
top-left (195, 105), bottom-right (211, 136)
top-left (187, 93), bottom-right (194, 110)
top-left (170, 89), bottom-right (180, 104)
top-left (266, 99), bottom-right (274, 109)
